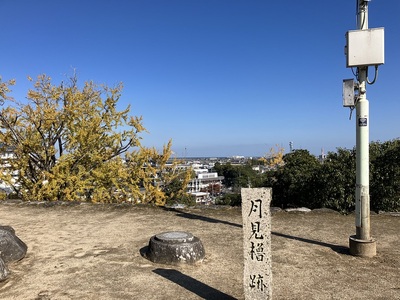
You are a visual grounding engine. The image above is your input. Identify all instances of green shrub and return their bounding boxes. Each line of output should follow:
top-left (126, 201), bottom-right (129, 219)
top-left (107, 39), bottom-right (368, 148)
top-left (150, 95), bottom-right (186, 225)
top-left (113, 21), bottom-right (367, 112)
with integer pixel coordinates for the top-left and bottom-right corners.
top-left (264, 139), bottom-right (400, 212)
top-left (215, 193), bottom-right (241, 206)
top-left (370, 139), bottom-right (400, 212)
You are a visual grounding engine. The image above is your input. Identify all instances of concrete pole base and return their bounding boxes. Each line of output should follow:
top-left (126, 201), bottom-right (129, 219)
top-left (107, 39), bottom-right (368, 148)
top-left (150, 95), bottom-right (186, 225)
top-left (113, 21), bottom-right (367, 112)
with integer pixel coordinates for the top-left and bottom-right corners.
top-left (349, 235), bottom-right (376, 258)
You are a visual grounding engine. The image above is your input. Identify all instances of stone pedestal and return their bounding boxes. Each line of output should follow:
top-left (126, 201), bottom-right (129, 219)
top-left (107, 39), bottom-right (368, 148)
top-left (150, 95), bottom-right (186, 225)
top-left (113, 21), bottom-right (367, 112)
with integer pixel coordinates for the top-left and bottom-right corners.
top-left (146, 231), bottom-right (205, 264)
top-left (349, 235), bottom-right (376, 258)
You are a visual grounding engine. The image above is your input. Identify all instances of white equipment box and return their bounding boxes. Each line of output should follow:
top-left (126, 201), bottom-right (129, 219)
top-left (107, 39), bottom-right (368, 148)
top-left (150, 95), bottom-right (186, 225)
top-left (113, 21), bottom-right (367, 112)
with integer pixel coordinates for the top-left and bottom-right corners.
top-left (346, 28), bottom-right (384, 67)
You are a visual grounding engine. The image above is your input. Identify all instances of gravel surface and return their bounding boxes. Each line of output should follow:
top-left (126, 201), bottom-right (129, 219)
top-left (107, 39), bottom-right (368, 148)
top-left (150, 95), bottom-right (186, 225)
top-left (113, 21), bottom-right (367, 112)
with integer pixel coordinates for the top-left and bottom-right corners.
top-left (0, 202), bottom-right (399, 299)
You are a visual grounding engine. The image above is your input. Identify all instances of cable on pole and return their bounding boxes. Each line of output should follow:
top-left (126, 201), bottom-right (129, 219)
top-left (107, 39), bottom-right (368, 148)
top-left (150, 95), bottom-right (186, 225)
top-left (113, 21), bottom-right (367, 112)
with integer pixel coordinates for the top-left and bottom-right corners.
top-left (366, 66), bottom-right (379, 85)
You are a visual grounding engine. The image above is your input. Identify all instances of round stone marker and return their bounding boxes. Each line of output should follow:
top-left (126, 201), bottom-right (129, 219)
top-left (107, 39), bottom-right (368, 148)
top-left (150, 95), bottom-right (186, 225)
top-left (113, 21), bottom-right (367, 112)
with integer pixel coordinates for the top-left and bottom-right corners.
top-left (146, 231), bottom-right (205, 264)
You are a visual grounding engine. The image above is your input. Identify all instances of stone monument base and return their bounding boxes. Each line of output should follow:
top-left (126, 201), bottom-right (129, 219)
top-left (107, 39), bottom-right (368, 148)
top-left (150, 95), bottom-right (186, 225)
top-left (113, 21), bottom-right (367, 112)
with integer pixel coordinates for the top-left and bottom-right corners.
top-left (349, 235), bottom-right (376, 258)
top-left (146, 231), bottom-right (205, 264)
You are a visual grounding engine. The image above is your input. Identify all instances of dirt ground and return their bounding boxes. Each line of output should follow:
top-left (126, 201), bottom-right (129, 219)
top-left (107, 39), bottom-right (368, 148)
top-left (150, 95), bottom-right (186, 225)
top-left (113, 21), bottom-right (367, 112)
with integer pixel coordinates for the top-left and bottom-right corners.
top-left (0, 201), bottom-right (399, 300)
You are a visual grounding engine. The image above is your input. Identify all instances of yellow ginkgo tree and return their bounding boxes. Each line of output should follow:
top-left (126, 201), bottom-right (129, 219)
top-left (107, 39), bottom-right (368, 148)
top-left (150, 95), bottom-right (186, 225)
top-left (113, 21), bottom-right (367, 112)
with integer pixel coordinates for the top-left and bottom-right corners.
top-left (260, 144), bottom-right (285, 169)
top-left (0, 74), bottom-right (191, 204)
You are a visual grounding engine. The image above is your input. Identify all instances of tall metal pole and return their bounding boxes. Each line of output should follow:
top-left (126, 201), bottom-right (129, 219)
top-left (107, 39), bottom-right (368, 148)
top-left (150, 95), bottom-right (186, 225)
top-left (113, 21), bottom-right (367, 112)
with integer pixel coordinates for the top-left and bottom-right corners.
top-left (356, 0), bottom-right (370, 241)
top-left (349, 0), bottom-right (376, 257)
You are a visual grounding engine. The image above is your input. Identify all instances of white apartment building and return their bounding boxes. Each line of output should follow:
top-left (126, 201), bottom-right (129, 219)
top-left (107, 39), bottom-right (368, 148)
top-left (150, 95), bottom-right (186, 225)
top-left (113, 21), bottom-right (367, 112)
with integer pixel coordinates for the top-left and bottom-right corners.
top-left (0, 145), bottom-right (18, 194)
top-left (188, 170), bottom-right (224, 203)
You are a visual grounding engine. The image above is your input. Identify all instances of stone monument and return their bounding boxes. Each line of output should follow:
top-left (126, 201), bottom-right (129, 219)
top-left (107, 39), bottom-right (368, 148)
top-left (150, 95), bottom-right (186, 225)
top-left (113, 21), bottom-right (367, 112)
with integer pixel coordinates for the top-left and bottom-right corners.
top-left (241, 188), bottom-right (272, 300)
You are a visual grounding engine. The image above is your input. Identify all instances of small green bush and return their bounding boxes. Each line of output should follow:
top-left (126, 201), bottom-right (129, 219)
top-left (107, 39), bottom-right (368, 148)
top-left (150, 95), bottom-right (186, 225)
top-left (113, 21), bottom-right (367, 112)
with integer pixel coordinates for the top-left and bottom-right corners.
top-left (215, 193), bottom-right (241, 206)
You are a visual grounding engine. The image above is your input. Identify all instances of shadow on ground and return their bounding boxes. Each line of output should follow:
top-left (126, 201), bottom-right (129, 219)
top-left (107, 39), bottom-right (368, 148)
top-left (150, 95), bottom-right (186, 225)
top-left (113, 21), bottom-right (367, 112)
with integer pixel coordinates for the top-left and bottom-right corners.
top-left (153, 268), bottom-right (236, 300)
top-left (272, 231), bottom-right (350, 255)
top-left (164, 207), bottom-right (242, 228)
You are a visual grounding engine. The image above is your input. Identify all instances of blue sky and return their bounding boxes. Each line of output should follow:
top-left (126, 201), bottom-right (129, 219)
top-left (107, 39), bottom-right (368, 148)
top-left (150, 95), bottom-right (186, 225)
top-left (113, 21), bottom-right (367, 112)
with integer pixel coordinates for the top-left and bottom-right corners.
top-left (1, 0), bottom-right (399, 157)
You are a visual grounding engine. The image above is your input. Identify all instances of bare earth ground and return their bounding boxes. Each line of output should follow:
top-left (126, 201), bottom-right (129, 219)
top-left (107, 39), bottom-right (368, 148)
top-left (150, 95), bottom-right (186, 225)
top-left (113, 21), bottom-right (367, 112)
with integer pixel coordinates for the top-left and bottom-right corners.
top-left (0, 202), bottom-right (399, 300)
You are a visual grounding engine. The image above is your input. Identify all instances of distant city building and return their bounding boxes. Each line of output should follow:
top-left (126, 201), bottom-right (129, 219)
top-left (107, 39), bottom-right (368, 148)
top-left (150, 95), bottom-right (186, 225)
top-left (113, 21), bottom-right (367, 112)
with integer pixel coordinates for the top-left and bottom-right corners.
top-left (319, 148), bottom-right (327, 162)
top-left (0, 144), bottom-right (18, 194)
top-left (232, 155), bottom-right (245, 160)
top-left (188, 170), bottom-right (224, 204)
